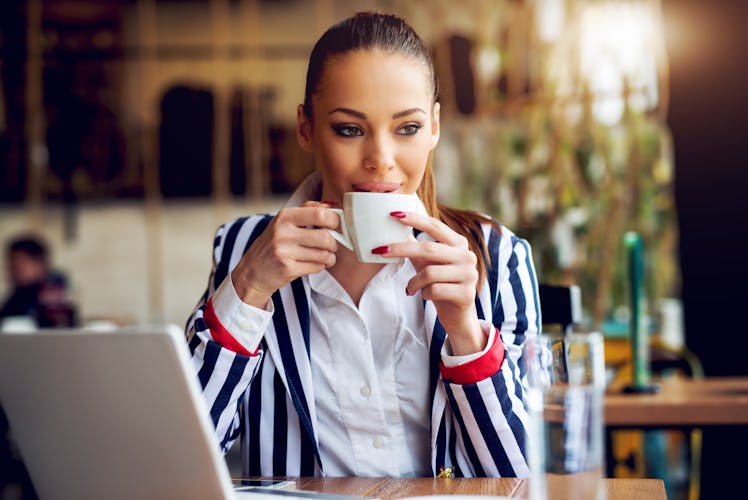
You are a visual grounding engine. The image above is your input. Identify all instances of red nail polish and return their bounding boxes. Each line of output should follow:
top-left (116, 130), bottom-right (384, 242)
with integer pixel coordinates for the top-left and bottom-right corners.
top-left (390, 211), bottom-right (407, 219)
top-left (371, 245), bottom-right (390, 255)
top-left (405, 287), bottom-right (411, 296)
top-left (321, 200), bottom-right (338, 206)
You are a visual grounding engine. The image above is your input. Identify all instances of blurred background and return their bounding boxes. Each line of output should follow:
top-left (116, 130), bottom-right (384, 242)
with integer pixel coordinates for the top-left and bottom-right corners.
top-left (0, 0), bottom-right (746, 499)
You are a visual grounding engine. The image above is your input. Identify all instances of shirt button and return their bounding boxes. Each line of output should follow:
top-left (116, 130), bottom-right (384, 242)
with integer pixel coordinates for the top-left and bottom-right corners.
top-left (360, 385), bottom-right (372, 397)
top-left (373, 437), bottom-right (385, 449)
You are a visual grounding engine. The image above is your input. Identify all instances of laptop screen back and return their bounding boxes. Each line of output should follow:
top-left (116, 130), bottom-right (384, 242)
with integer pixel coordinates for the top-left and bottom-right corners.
top-left (0, 325), bottom-right (236, 500)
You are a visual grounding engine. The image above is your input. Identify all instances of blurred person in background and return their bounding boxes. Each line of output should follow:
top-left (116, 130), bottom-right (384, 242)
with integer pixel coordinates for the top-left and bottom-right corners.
top-left (186, 12), bottom-right (539, 478)
top-left (0, 236), bottom-right (59, 499)
top-left (0, 234), bottom-right (77, 330)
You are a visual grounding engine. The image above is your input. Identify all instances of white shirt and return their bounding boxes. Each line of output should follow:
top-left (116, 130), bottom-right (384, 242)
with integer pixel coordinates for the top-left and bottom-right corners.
top-left (211, 177), bottom-right (496, 476)
top-left (306, 258), bottom-right (431, 476)
top-left (213, 259), bottom-right (496, 477)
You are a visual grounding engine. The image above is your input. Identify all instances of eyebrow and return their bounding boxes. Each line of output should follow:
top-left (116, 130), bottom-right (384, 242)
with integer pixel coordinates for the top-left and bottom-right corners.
top-left (328, 107), bottom-right (427, 119)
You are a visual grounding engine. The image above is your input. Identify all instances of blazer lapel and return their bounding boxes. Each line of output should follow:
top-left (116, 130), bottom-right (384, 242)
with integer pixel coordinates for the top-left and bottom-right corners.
top-left (262, 278), bottom-right (322, 470)
top-left (423, 298), bottom-right (448, 472)
top-left (423, 223), bottom-right (494, 474)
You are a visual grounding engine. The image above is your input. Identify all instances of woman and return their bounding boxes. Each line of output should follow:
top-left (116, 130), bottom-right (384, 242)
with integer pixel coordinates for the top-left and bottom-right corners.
top-left (186, 11), bottom-right (539, 478)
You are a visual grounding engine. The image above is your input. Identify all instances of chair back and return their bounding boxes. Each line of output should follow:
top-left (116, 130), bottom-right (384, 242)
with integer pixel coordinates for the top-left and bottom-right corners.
top-left (538, 284), bottom-right (583, 334)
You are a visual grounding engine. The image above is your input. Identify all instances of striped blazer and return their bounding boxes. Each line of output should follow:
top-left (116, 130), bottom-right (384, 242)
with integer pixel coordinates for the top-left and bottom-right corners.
top-left (186, 213), bottom-right (540, 478)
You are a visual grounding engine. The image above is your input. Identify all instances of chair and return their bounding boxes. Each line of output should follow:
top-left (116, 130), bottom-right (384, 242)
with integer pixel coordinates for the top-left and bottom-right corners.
top-left (538, 284), bottom-right (583, 334)
top-left (650, 341), bottom-right (704, 379)
top-left (648, 340), bottom-right (703, 500)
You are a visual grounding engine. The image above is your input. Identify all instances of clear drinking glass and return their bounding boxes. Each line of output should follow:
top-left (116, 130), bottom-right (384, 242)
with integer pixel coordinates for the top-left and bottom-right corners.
top-left (524, 332), bottom-right (607, 500)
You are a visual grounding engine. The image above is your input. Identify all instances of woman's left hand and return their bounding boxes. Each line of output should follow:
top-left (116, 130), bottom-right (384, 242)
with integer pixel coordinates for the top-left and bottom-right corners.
top-left (376, 211), bottom-right (485, 356)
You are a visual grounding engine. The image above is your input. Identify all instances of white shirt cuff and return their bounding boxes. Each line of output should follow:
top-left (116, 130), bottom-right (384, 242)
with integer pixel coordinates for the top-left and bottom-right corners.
top-left (440, 320), bottom-right (496, 367)
top-left (211, 274), bottom-right (274, 353)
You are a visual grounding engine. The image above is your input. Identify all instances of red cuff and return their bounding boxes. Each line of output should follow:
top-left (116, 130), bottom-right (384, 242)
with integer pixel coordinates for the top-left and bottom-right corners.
top-left (438, 326), bottom-right (505, 385)
top-left (203, 298), bottom-right (260, 357)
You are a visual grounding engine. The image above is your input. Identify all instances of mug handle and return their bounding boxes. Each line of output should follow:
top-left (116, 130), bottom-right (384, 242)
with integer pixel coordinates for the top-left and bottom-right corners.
top-left (326, 208), bottom-right (354, 251)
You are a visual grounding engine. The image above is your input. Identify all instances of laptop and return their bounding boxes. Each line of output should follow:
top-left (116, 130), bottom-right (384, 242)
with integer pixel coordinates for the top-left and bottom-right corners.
top-left (0, 324), bottom-right (283, 500)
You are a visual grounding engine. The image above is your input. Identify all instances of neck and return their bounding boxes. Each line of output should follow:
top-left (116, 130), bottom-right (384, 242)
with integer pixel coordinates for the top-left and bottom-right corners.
top-left (327, 248), bottom-right (385, 307)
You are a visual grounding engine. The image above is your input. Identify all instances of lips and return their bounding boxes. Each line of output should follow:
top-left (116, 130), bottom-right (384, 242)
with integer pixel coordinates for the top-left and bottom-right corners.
top-left (352, 182), bottom-right (401, 193)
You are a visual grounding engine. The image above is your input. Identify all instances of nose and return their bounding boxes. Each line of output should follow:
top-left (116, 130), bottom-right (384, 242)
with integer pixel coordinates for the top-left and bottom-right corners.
top-left (363, 133), bottom-right (395, 173)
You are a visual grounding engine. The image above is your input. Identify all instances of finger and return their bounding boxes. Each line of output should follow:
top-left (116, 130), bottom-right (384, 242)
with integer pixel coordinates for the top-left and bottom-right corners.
top-left (286, 260), bottom-right (332, 278)
top-left (256, 245), bottom-right (335, 283)
top-left (381, 240), bottom-right (477, 266)
top-left (388, 211), bottom-right (468, 248)
top-left (406, 264), bottom-right (478, 292)
top-left (271, 216), bottom-right (339, 252)
top-left (415, 282), bottom-right (477, 303)
top-left (294, 227), bottom-right (339, 253)
top-left (290, 245), bottom-right (337, 268)
top-left (406, 265), bottom-right (478, 298)
top-left (276, 206), bottom-right (340, 230)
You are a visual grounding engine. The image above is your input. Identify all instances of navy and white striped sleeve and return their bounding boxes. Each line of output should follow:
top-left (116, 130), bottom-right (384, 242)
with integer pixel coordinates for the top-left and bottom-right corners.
top-left (185, 217), bottom-right (268, 454)
top-left (443, 226), bottom-right (540, 477)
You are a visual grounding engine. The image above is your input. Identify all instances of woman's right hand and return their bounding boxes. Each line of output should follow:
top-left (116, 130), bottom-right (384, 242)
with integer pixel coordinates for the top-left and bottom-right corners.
top-left (230, 201), bottom-right (340, 308)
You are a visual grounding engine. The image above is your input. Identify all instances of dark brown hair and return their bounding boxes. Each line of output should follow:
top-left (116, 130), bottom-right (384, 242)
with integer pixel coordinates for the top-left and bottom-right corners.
top-left (7, 234), bottom-right (48, 263)
top-left (303, 12), bottom-right (501, 285)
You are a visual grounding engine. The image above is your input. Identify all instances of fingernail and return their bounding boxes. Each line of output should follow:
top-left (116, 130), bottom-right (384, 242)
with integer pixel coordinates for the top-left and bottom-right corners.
top-left (405, 287), bottom-right (411, 296)
top-left (390, 211), bottom-right (407, 219)
top-left (371, 245), bottom-right (390, 255)
top-left (321, 200), bottom-right (338, 206)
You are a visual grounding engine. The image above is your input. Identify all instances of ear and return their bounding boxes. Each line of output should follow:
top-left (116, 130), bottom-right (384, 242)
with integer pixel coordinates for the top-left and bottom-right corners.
top-left (429, 102), bottom-right (441, 150)
top-left (296, 104), bottom-right (314, 152)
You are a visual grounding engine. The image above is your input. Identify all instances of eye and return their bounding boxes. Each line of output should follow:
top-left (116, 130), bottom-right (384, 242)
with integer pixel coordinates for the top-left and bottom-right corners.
top-left (397, 123), bottom-right (423, 136)
top-left (332, 124), bottom-right (364, 137)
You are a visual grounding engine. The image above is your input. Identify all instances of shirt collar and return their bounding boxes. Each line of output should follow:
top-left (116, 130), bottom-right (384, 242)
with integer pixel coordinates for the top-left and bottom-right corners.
top-left (284, 171), bottom-right (323, 208)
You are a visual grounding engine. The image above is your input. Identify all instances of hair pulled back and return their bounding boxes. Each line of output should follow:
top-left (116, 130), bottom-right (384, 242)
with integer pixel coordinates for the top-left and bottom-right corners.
top-left (303, 12), bottom-right (437, 119)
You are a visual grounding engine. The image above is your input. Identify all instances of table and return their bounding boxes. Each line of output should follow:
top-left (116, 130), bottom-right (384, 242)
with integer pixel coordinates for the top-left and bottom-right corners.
top-left (288, 476), bottom-right (666, 500)
top-left (605, 376), bottom-right (748, 428)
top-left (603, 376), bottom-right (748, 496)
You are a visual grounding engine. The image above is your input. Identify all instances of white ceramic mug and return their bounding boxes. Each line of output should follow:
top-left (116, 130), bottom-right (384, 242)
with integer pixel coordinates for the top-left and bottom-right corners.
top-left (327, 192), bottom-right (418, 263)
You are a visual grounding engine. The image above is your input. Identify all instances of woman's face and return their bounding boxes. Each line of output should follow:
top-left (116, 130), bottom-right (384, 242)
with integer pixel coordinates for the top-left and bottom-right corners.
top-left (297, 50), bottom-right (440, 203)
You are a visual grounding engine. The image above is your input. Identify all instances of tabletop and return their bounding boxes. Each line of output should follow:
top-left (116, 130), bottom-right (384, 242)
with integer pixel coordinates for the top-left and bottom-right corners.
top-left (604, 376), bottom-right (748, 427)
top-left (289, 476), bottom-right (667, 500)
